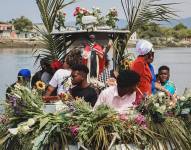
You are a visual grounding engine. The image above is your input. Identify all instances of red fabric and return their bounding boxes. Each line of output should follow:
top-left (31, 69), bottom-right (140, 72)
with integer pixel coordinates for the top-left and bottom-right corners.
top-left (131, 57), bottom-right (152, 103)
top-left (82, 43), bottom-right (105, 74)
top-left (134, 90), bottom-right (144, 105)
top-left (50, 60), bottom-right (62, 71)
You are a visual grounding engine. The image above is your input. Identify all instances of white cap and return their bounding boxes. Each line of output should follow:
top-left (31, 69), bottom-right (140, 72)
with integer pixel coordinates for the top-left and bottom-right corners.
top-left (136, 39), bottom-right (154, 56)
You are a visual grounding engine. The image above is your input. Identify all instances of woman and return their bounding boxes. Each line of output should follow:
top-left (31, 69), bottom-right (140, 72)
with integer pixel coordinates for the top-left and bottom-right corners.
top-left (131, 40), bottom-right (154, 104)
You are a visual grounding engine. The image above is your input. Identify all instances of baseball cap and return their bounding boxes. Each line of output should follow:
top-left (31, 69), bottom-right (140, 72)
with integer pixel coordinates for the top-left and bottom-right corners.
top-left (18, 69), bottom-right (31, 78)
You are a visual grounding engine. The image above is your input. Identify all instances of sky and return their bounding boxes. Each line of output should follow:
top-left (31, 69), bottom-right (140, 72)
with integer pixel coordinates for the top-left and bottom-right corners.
top-left (0, 0), bottom-right (190, 23)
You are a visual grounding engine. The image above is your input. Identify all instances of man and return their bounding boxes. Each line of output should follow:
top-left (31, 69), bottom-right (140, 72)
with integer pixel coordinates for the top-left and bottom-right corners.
top-left (45, 57), bottom-right (72, 96)
top-left (31, 58), bottom-right (53, 88)
top-left (70, 64), bottom-right (98, 107)
top-left (131, 39), bottom-right (155, 104)
top-left (94, 70), bottom-right (140, 113)
top-left (156, 65), bottom-right (176, 96)
top-left (6, 69), bottom-right (31, 99)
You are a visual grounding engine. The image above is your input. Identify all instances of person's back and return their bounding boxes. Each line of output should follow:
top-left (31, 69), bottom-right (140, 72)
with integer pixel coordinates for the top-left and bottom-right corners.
top-left (94, 70), bottom-right (140, 112)
top-left (49, 68), bottom-right (71, 95)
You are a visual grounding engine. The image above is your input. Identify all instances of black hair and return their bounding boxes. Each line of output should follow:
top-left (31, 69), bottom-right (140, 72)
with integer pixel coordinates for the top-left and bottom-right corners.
top-left (40, 58), bottom-right (49, 67)
top-left (158, 65), bottom-right (170, 73)
top-left (117, 70), bottom-right (140, 88)
top-left (71, 64), bottom-right (89, 74)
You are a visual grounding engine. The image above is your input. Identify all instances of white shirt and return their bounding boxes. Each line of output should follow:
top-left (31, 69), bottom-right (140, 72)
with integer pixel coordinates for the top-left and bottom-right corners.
top-left (49, 69), bottom-right (71, 94)
top-left (94, 86), bottom-right (136, 113)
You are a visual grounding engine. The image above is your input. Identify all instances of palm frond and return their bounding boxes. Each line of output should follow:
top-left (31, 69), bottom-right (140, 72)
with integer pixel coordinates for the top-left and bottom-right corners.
top-left (121, 0), bottom-right (177, 40)
top-left (34, 0), bottom-right (76, 63)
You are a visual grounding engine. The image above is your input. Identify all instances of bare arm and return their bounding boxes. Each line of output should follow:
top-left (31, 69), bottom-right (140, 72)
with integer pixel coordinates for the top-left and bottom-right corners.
top-left (45, 85), bottom-right (55, 96)
top-left (155, 82), bottom-right (171, 97)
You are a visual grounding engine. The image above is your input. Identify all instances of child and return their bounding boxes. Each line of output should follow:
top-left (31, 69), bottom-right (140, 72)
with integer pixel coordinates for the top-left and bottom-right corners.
top-left (155, 65), bottom-right (176, 96)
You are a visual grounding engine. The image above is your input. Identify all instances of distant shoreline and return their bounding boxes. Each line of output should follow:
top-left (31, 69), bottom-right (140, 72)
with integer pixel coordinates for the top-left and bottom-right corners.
top-left (0, 39), bottom-right (191, 49)
top-left (0, 39), bottom-right (43, 48)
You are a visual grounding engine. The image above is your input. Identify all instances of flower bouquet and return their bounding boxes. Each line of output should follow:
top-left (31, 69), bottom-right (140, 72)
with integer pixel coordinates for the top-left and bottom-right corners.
top-left (55, 11), bottom-right (66, 31)
top-left (105, 8), bottom-right (119, 29)
top-left (137, 92), bottom-right (191, 149)
top-left (1, 86), bottom-right (191, 149)
top-left (73, 7), bottom-right (90, 28)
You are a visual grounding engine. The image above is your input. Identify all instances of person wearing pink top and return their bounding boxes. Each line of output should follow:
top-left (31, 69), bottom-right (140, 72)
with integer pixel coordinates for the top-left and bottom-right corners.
top-left (94, 70), bottom-right (140, 113)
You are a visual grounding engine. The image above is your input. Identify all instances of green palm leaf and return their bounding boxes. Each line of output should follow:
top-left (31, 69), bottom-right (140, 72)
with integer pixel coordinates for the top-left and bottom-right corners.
top-left (34, 0), bottom-right (76, 63)
top-left (121, 0), bottom-right (177, 41)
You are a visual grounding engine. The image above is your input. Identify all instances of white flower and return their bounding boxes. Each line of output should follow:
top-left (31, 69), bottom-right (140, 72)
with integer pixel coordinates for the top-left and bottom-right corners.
top-left (157, 105), bottom-right (166, 114)
top-left (26, 118), bottom-right (36, 127)
top-left (160, 105), bottom-right (166, 112)
top-left (8, 128), bottom-right (18, 135)
top-left (158, 92), bottom-right (165, 97)
top-left (18, 125), bottom-right (31, 134)
top-left (179, 96), bottom-right (186, 101)
top-left (154, 103), bottom-right (160, 107)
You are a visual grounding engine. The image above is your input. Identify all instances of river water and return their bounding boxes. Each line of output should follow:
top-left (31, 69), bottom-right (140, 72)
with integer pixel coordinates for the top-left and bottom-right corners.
top-left (0, 47), bottom-right (191, 99)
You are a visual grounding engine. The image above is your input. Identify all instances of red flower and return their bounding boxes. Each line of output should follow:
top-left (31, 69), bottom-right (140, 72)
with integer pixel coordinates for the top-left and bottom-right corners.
top-left (134, 114), bottom-right (147, 128)
top-left (76, 7), bottom-right (80, 11)
top-left (50, 60), bottom-right (62, 71)
top-left (118, 113), bottom-right (128, 121)
top-left (73, 11), bottom-right (78, 16)
top-left (70, 125), bottom-right (79, 137)
top-left (63, 13), bottom-right (66, 16)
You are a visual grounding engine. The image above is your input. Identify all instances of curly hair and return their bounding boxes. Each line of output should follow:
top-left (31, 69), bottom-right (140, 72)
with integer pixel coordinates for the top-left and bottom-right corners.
top-left (64, 48), bottom-right (82, 67)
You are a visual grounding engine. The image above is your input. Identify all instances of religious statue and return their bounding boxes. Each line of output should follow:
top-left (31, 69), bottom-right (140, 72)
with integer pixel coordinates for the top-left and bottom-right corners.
top-left (82, 34), bottom-right (105, 78)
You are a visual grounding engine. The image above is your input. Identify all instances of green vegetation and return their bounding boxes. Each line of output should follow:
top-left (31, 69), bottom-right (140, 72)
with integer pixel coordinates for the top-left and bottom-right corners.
top-left (137, 23), bottom-right (191, 47)
top-left (9, 16), bottom-right (33, 32)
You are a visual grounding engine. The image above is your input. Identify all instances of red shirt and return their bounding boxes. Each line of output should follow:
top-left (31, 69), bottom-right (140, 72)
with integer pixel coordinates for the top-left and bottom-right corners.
top-left (131, 56), bottom-right (152, 99)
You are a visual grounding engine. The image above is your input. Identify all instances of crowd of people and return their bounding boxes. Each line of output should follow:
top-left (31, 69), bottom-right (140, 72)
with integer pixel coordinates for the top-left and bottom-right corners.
top-left (6, 38), bottom-right (177, 113)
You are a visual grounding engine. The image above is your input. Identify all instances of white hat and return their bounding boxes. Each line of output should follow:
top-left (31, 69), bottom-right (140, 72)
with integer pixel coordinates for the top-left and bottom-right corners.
top-left (136, 39), bottom-right (154, 56)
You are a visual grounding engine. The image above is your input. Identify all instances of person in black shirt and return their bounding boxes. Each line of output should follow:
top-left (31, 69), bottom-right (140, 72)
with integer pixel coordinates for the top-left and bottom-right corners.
top-left (31, 58), bottom-right (53, 88)
top-left (70, 64), bottom-right (98, 107)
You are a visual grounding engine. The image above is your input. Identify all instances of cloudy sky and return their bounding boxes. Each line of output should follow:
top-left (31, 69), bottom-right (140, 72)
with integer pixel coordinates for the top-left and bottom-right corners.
top-left (0, 0), bottom-right (190, 23)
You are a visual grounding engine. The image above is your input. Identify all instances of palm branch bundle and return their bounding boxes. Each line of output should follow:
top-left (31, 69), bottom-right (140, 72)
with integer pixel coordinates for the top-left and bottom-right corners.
top-left (121, 0), bottom-right (177, 41)
top-left (1, 85), bottom-right (73, 150)
top-left (1, 87), bottom-right (191, 149)
top-left (33, 0), bottom-right (76, 64)
top-left (72, 100), bottom-right (165, 149)
top-left (148, 117), bottom-right (191, 150)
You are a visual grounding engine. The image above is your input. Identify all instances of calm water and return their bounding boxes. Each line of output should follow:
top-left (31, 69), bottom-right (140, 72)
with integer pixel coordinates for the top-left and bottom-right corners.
top-left (0, 48), bottom-right (39, 99)
top-left (0, 47), bottom-right (191, 99)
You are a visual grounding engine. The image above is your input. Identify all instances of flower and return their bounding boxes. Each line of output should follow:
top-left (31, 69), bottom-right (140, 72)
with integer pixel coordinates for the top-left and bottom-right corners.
top-left (18, 125), bottom-right (31, 134)
top-left (179, 96), bottom-right (186, 101)
top-left (106, 8), bottom-right (119, 28)
top-left (118, 113), bottom-right (128, 121)
top-left (158, 92), bottom-right (165, 97)
top-left (59, 93), bottom-right (69, 101)
top-left (8, 128), bottom-right (18, 135)
top-left (36, 81), bottom-right (46, 90)
top-left (50, 60), bottom-right (62, 71)
top-left (70, 125), bottom-right (79, 137)
top-left (134, 114), bottom-right (146, 127)
top-left (26, 118), bottom-right (36, 127)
